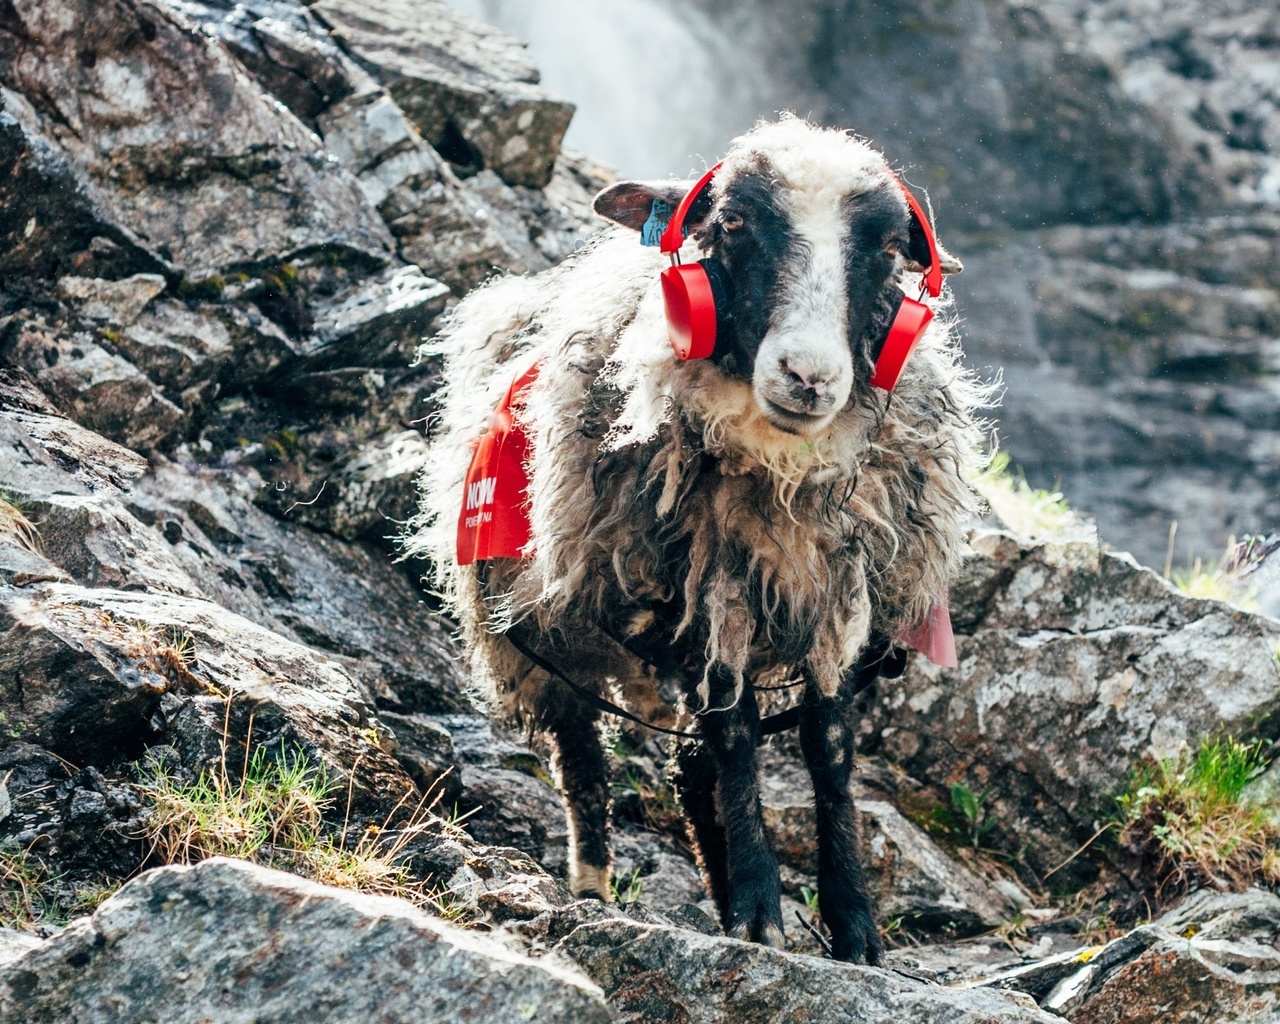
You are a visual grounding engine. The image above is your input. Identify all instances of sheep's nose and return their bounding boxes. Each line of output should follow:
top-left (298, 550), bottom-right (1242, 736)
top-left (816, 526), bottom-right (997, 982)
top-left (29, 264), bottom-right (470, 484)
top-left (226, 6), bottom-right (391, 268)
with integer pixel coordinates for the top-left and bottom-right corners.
top-left (781, 358), bottom-right (833, 397)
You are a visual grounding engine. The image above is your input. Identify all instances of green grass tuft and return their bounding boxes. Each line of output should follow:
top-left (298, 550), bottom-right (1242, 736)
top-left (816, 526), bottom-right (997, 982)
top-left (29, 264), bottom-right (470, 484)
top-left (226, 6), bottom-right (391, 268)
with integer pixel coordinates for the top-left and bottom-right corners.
top-left (1116, 736), bottom-right (1279, 894)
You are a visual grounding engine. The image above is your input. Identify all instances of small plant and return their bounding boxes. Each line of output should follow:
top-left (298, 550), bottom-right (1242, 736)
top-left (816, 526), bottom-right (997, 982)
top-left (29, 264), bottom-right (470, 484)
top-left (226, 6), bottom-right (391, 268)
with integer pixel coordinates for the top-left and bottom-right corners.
top-left (1116, 736), bottom-right (1278, 895)
top-left (0, 845), bottom-right (59, 931)
top-left (973, 451), bottom-right (1080, 540)
top-left (610, 866), bottom-right (644, 905)
top-left (0, 712), bottom-right (25, 740)
top-left (1167, 549), bottom-right (1258, 611)
top-left (800, 884), bottom-right (820, 913)
top-left (949, 782), bottom-right (999, 850)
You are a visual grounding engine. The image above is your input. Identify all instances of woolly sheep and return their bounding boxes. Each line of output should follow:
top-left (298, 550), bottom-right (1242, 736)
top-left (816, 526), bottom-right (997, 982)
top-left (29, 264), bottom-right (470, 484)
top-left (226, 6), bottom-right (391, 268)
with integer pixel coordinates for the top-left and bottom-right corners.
top-left (408, 116), bottom-right (989, 964)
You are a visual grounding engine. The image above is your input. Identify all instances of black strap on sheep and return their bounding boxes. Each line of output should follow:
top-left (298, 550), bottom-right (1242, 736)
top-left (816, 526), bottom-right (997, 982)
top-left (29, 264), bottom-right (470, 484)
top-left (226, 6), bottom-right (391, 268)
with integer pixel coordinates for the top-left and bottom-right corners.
top-left (503, 629), bottom-right (907, 743)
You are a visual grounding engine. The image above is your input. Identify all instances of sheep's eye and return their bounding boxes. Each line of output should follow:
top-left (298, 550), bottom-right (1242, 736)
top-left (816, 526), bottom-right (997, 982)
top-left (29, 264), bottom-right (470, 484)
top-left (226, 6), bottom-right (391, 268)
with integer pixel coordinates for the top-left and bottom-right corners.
top-left (721, 211), bottom-right (745, 232)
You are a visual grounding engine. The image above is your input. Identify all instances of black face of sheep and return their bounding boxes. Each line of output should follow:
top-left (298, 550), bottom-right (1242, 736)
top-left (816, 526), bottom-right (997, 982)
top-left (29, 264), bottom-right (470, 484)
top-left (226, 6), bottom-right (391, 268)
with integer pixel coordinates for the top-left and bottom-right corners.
top-left (593, 148), bottom-right (959, 437)
top-left (411, 117), bottom-right (986, 968)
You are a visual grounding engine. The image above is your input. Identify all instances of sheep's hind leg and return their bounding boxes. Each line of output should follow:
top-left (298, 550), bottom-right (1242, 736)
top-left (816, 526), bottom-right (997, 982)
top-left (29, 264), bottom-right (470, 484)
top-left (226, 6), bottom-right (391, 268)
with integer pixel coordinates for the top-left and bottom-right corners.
top-left (798, 663), bottom-right (882, 965)
top-left (540, 699), bottom-right (612, 899)
top-left (699, 666), bottom-right (785, 948)
top-left (672, 740), bottom-right (730, 921)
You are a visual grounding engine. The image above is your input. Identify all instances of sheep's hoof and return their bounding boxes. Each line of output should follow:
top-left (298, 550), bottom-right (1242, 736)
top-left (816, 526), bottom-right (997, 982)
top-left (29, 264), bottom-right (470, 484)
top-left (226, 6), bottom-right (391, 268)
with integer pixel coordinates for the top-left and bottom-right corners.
top-left (828, 908), bottom-right (883, 966)
top-left (726, 895), bottom-right (786, 949)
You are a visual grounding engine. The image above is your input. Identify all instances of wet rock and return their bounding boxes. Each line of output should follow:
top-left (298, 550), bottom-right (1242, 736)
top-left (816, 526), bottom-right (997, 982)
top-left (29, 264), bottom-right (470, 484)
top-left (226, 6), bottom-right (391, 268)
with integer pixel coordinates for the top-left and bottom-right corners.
top-left (558, 918), bottom-right (1059, 1024)
top-left (868, 529), bottom-right (1280, 882)
top-left (0, 0), bottom-right (393, 280)
top-left (313, 0), bottom-right (574, 187)
top-left (0, 857), bottom-right (612, 1024)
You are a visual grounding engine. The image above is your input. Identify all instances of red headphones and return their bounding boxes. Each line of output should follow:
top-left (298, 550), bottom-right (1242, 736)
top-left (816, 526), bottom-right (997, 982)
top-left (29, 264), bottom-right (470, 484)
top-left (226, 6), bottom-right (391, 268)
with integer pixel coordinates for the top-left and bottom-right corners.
top-left (658, 165), bottom-right (943, 391)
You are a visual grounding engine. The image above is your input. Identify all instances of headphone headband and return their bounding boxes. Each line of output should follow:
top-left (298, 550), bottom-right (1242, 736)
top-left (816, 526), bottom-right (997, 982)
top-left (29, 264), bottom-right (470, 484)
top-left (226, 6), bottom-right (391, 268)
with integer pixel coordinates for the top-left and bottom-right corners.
top-left (897, 180), bottom-right (942, 297)
top-left (659, 162), bottom-right (723, 255)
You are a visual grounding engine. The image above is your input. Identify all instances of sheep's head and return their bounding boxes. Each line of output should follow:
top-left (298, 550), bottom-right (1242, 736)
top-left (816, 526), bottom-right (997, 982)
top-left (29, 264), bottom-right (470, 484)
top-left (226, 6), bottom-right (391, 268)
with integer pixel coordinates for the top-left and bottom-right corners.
top-left (593, 118), bottom-right (961, 436)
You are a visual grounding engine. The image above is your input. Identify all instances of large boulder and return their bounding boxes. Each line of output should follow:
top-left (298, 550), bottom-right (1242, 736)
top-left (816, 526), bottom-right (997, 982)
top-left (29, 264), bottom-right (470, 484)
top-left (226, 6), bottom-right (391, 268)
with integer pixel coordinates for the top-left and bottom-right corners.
top-left (867, 530), bottom-right (1280, 881)
top-left (312, 0), bottom-right (574, 188)
top-left (0, 0), bottom-right (393, 281)
top-left (558, 918), bottom-right (1058, 1023)
top-left (0, 858), bottom-right (612, 1024)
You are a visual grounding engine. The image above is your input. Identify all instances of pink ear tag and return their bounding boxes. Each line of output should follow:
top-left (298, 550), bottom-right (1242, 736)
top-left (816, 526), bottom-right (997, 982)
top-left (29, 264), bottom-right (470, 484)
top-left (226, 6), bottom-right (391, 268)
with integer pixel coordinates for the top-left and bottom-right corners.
top-left (899, 599), bottom-right (957, 668)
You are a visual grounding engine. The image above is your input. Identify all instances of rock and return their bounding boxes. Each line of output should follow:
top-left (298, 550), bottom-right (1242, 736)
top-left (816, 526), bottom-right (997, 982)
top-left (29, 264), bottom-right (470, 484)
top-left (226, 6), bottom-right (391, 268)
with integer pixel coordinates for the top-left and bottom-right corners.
top-left (558, 918), bottom-right (1059, 1023)
top-left (432, 713), bottom-right (569, 877)
top-left (980, 889), bottom-right (1280, 1022)
top-left (56, 275), bottom-right (166, 325)
top-left (0, 368), bottom-right (149, 493)
top-left (0, 857), bottom-right (612, 1024)
top-left (313, 0), bottom-right (574, 188)
top-left (0, 582), bottom-right (412, 808)
top-left (117, 299), bottom-right (298, 400)
top-left (295, 264), bottom-right (450, 371)
top-left (0, 0), bottom-right (393, 280)
top-left (180, 0), bottom-right (362, 126)
top-left (379, 710), bottom-right (463, 808)
top-left (3, 317), bottom-right (185, 453)
top-left (0, 931), bottom-right (41, 970)
top-left (867, 529), bottom-right (1280, 882)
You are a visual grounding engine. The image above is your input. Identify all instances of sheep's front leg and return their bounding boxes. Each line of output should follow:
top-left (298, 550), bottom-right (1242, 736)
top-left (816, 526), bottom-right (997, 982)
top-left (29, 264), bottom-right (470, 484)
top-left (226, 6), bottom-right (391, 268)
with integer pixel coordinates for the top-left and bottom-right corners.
top-left (541, 701), bottom-right (612, 900)
top-left (700, 666), bottom-right (785, 948)
top-left (798, 669), bottom-right (882, 964)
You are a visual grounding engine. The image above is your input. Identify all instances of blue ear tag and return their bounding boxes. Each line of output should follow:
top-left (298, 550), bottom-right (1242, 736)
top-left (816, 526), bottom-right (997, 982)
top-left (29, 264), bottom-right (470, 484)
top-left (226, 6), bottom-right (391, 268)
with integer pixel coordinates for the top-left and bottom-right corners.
top-left (640, 199), bottom-right (674, 247)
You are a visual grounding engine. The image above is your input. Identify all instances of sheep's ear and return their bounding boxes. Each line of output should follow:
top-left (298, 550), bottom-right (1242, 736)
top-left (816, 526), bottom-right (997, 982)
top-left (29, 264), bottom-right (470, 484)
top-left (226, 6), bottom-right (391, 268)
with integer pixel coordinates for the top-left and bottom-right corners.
top-left (904, 216), bottom-right (963, 275)
top-left (592, 180), bottom-right (711, 233)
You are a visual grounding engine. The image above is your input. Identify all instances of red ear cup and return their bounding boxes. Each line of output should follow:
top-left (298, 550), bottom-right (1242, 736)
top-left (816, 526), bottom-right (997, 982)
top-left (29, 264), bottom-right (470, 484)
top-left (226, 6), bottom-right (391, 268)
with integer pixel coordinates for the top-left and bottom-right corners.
top-left (661, 262), bottom-right (718, 360)
top-left (870, 293), bottom-right (933, 391)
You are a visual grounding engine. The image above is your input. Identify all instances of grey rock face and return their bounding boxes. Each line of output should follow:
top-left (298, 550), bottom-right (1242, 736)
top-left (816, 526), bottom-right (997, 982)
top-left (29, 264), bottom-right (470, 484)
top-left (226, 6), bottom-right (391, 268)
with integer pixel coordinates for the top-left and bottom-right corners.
top-left (981, 889), bottom-right (1280, 1023)
top-left (313, 0), bottom-right (574, 188)
top-left (0, 858), bottom-right (612, 1024)
top-left (0, 0), bottom-right (393, 279)
top-left (867, 530), bottom-right (1280, 880)
top-left (558, 918), bottom-right (1059, 1023)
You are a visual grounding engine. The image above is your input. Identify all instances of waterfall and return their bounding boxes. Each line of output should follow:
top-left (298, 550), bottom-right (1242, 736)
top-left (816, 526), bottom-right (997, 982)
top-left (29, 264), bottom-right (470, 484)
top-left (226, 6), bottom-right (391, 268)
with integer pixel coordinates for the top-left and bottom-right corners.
top-left (444, 0), bottom-right (777, 178)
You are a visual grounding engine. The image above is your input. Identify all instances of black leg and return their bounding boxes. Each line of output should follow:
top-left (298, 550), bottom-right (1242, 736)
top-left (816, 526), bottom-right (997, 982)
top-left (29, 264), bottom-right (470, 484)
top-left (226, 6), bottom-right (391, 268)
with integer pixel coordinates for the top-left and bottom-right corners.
top-left (798, 668), bottom-right (882, 965)
top-left (673, 739), bottom-right (729, 920)
top-left (698, 666), bottom-right (784, 948)
top-left (540, 700), bottom-right (612, 899)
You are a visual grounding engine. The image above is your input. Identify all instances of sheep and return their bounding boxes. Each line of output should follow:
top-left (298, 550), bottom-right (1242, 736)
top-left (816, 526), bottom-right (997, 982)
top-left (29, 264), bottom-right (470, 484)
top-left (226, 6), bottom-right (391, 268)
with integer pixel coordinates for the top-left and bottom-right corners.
top-left (407, 116), bottom-right (990, 964)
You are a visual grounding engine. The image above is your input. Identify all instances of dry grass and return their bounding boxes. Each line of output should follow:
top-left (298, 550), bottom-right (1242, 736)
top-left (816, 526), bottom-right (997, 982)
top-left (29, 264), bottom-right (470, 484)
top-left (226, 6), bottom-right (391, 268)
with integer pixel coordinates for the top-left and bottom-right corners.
top-left (0, 844), bottom-right (56, 931)
top-left (0, 493), bottom-right (40, 553)
top-left (137, 715), bottom-right (457, 917)
top-left (1117, 737), bottom-right (1280, 896)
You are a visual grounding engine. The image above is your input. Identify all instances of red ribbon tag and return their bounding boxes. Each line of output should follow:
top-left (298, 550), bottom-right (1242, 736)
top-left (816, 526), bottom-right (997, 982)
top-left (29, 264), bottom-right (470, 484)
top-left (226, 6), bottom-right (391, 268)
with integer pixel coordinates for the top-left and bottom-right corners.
top-left (899, 599), bottom-right (957, 668)
top-left (456, 359), bottom-right (541, 565)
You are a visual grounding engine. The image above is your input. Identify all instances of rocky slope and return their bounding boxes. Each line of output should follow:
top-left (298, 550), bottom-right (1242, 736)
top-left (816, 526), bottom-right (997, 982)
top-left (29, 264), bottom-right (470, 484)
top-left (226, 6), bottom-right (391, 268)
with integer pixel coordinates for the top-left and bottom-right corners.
top-left (2, 1), bottom-right (1280, 1022)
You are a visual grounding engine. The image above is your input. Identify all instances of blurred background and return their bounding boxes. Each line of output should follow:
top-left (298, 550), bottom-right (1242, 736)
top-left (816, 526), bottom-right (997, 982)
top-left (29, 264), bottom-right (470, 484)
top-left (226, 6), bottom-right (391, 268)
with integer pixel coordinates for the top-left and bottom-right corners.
top-left (447, 0), bottom-right (1280, 572)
